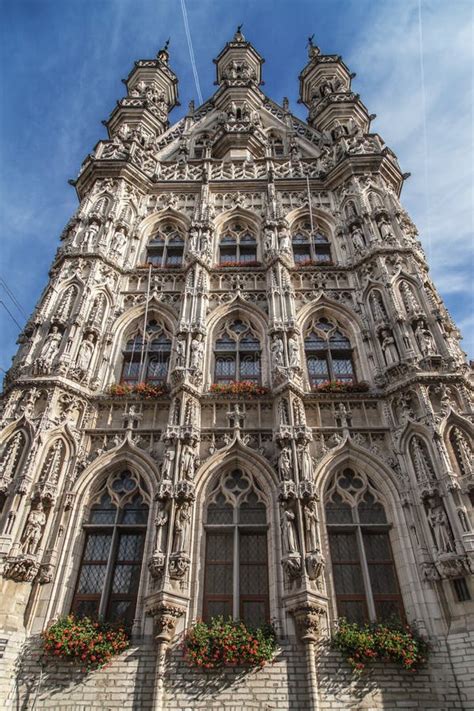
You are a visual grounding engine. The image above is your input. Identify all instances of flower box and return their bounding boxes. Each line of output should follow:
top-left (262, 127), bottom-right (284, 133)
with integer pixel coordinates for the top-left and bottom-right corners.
top-left (313, 380), bottom-right (370, 393)
top-left (217, 261), bottom-right (262, 268)
top-left (183, 617), bottom-right (277, 670)
top-left (210, 381), bottom-right (269, 398)
top-left (332, 618), bottom-right (428, 673)
top-left (109, 382), bottom-right (169, 398)
top-left (42, 615), bottom-right (129, 671)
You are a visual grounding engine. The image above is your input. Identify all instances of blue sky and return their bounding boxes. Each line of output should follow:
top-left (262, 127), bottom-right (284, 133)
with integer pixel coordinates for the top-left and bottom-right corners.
top-left (1, 0), bottom-right (473, 374)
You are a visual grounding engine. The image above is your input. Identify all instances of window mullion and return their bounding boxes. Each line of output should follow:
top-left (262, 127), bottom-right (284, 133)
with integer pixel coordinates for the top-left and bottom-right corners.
top-left (233, 524), bottom-right (239, 620)
top-left (99, 524), bottom-right (118, 619)
top-left (356, 524), bottom-right (376, 621)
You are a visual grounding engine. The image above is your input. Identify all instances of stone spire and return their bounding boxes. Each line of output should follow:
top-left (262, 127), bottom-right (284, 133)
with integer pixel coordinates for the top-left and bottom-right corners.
top-left (299, 36), bottom-right (371, 133)
top-left (106, 39), bottom-right (180, 139)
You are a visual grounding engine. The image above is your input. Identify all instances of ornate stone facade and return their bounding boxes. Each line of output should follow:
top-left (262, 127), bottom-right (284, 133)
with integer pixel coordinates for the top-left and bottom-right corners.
top-left (0, 30), bottom-right (473, 711)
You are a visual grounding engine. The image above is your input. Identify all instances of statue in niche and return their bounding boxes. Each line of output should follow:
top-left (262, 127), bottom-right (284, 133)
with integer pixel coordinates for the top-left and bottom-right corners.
top-left (415, 321), bottom-right (437, 357)
top-left (160, 448), bottom-right (175, 481)
top-left (303, 500), bottom-right (320, 552)
top-left (40, 326), bottom-right (62, 368)
top-left (281, 503), bottom-right (299, 555)
top-left (112, 226), bottom-right (127, 257)
top-left (279, 228), bottom-right (291, 254)
top-left (288, 336), bottom-right (300, 368)
top-left (278, 446), bottom-right (292, 481)
top-left (83, 222), bottom-right (99, 251)
top-left (351, 226), bottom-right (365, 251)
top-left (381, 329), bottom-right (399, 366)
top-left (190, 334), bottom-right (204, 371)
top-left (174, 337), bottom-right (186, 368)
top-left (457, 507), bottom-right (471, 533)
top-left (152, 500), bottom-right (168, 556)
top-left (21, 501), bottom-right (46, 555)
top-left (410, 437), bottom-right (435, 483)
top-left (76, 333), bottom-right (95, 372)
top-left (181, 443), bottom-right (195, 480)
top-left (298, 443), bottom-right (313, 481)
top-left (428, 506), bottom-right (454, 554)
top-left (271, 336), bottom-right (284, 369)
top-left (189, 228), bottom-right (199, 253)
top-left (173, 501), bottom-right (191, 553)
top-left (378, 216), bottom-right (394, 240)
top-left (264, 228), bottom-right (274, 254)
top-left (278, 398), bottom-right (290, 425)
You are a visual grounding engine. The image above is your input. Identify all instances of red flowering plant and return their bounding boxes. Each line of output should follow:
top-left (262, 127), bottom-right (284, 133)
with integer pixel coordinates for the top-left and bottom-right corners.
top-left (313, 380), bottom-right (370, 393)
top-left (109, 382), bottom-right (169, 398)
top-left (209, 381), bottom-right (269, 398)
top-left (183, 617), bottom-right (277, 670)
top-left (217, 260), bottom-right (262, 268)
top-left (42, 615), bottom-right (129, 671)
top-left (332, 618), bottom-right (429, 674)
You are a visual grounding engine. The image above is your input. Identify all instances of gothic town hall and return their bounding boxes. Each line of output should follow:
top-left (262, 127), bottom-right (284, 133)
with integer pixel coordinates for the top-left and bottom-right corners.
top-left (0, 29), bottom-right (473, 711)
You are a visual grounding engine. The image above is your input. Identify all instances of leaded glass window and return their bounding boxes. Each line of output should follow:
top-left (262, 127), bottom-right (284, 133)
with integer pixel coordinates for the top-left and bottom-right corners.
top-left (219, 222), bottom-right (258, 266)
top-left (203, 470), bottom-right (269, 628)
top-left (121, 319), bottom-right (171, 385)
top-left (146, 223), bottom-right (185, 268)
top-left (291, 218), bottom-right (332, 265)
top-left (304, 318), bottom-right (355, 387)
top-left (325, 468), bottom-right (404, 624)
top-left (71, 470), bottom-right (149, 628)
top-left (214, 319), bottom-right (261, 384)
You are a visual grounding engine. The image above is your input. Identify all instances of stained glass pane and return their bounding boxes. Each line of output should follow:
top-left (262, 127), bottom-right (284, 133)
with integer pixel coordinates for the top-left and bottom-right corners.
top-left (108, 600), bottom-right (132, 623)
top-left (111, 565), bottom-right (138, 594)
top-left (326, 499), bottom-right (353, 524)
top-left (77, 565), bottom-right (107, 594)
top-left (333, 565), bottom-right (365, 595)
top-left (207, 494), bottom-right (233, 524)
top-left (358, 501), bottom-right (387, 524)
top-left (205, 565), bottom-right (233, 595)
top-left (337, 600), bottom-right (367, 624)
top-left (375, 600), bottom-right (402, 622)
top-left (241, 601), bottom-right (266, 628)
top-left (240, 533), bottom-right (267, 563)
top-left (363, 532), bottom-right (391, 560)
top-left (329, 532), bottom-right (359, 561)
top-left (308, 356), bottom-right (329, 383)
top-left (240, 565), bottom-right (268, 595)
top-left (368, 565), bottom-right (397, 594)
top-left (89, 496), bottom-right (116, 524)
top-left (206, 533), bottom-right (233, 561)
top-left (207, 601), bottom-right (232, 620)
top-left (74, 600), bottom-right (100, 619)
top-left (239, 496), bottom-right (266, 524)
top-left (332, 358), bottom-right (354, 377)
top-left (215, 357), bottom-right (236, 378)
top-left (117, 533), bottom-right (143, 561)
top-left (83, 533), bottom-right (112, 561)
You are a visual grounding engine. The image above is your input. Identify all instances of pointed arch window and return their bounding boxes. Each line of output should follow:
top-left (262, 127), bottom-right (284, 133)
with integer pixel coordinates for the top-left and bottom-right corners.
top-left (219, 222), bottom-right (258, 266)
top-left (325, 469), bottom-right (404, 624)
top-left (71, 470), bottom-right (149, 627)
top-left (304, 318), bottom-right (355, 387)
top-left (203, 469), bottom-right (269, 627)
top-left (121, 319), bottom-right (171, 385)
top-left (214, 319), bottom-right (261, 384)
top-left (269, 134), bottom-right (284, 157)
top-left (292, 219), bottom-right (332, 265)
top-left (146, 223), bottom-right (185, 268)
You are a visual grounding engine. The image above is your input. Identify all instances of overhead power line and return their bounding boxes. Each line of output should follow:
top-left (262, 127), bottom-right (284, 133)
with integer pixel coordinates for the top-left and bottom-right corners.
top-left (0, 300), bottom-right (23, 330)
top-left (180, 0), bottom-right (204, 105)
top-left (0, 276), bottom-right (28, 319)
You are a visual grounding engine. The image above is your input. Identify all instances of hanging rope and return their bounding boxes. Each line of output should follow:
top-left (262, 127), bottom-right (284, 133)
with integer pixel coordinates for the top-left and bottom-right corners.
top-left (180, 0), bottom-right (204, 105)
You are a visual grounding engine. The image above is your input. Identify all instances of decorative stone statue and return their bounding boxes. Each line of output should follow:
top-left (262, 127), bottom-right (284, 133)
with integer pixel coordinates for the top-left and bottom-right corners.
top-left (381, 329), bottom-right (399, 366)
top-left (190, 334), bottom-right (204, 371)
top-left (40, 326), bottom-right (62, 368)
top-left (112, 226), bottom-right (127, 257)
top-left (174, 336), bottom-right (186, 368)
top-left (181, 443), bottom-right (195, 480)
top-left (288, 336), bottom-right (300, 368)
top-left (76, 333), bottom-right (95, 372)
top-left (428, 507), bottom-right (454, 554)
top-left (173, 502), bottom-right (191, 553)
top-left (21, 501), bottom-right (46, 555)
top-left (298, 444), bottom-right (313, 481)
top-left (281, 504), bottom-right (299, 555)
top-left (415, 321), bottom-right (437, 357)
top-left (278, 446), bottom-right (292, 481)
top-left (271, 336), bottom-right (284, 369)
top-left (351, 226), bottom-right (365, 251)
top-left (303, 500), bottom-right (320, 552)
top-left (160, 448), bottom-right (175, 481)
top-left (378, 217), bottom-right (394, 240)
top-left (83, 222), bottom-right (99, 251)
top-left (279, 228), bottom-right (291, 254)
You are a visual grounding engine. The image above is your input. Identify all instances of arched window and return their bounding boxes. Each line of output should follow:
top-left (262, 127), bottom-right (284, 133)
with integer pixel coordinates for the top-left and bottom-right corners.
top-left (304, 318), bottom-right (355, 387)
top-left (203, 469), bottom-right (269, 627)
top-left (214, 319), bottom-right (261, 384)
top-left (291, 218), bottom-right (332, 266)
top-left (219, 221), bottom-right (258, 266)
top-left (269, 133), bottom-right (284, 157)
top-left (71, 469), bottom-right (149, 627)
top-left (325, 468), bottom-right (404, 624)
top-left (146, 223), bottom-right (185, 268)
top-left (121, 319), bottom-right (171, 385)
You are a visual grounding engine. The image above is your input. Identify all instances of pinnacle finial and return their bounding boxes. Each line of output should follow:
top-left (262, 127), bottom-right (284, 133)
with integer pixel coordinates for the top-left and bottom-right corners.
top-left (157, 38), bottom-right (170, 64)
top-left (234, 24), bottom-right (245, 42)
top-left (307, 34), bottom-right (320, 59)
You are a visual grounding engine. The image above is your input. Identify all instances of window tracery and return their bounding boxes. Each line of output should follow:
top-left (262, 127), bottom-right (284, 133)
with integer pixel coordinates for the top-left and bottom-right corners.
top-left (71, 469), bottom-right (149, 626)
top-left (219, 221), bottom-right (258, 266)
top-left (204, 469), bottom-right (268, 627)
top-left (448, 426), bottom-right (473, 478)
top-left (214, 318), bottom-right (261, 384)
top-left (304, 317), bottom-right (355, 387)
top-left (0, 431), bottom-right (26, 493)
top-left (146, 222), bottom-right (185, 268)
top-left (291, 218), bottom-right (332, 265)
top-left (325, 468), bottom-right (403, 623)
top-left (121, 319), bottom-right (172, 385)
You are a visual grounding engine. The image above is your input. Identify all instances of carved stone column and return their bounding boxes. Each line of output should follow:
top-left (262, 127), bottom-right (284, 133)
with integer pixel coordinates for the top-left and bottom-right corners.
top-left (290, 603), bottom-right (326, 711)
top-left (148, 600), bottom-right (186, 711)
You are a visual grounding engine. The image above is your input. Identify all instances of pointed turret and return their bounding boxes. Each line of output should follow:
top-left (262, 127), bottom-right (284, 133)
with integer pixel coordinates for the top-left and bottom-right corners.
top-left (299, 37), bottom-right (370, 134)
top-left (213, 25), bottom-right (264, 87)
top-left (106, 40), bottom-right (180, 140)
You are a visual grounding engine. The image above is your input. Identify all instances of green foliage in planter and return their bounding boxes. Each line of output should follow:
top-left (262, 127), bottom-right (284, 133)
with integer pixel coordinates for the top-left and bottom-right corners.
top-left (42, 615), bottom-right (129, 670)
top-left (183, 617), bottom-right (277, 670)
top-left (332, 618), bottom-right (429, 673)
